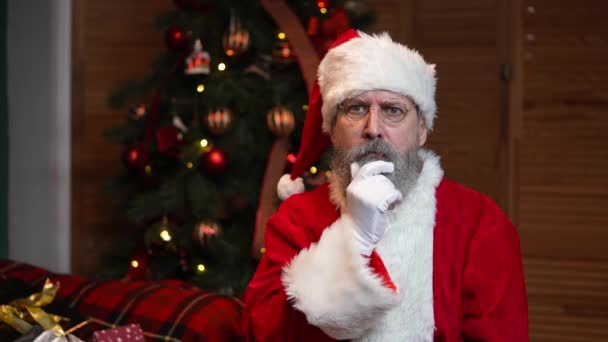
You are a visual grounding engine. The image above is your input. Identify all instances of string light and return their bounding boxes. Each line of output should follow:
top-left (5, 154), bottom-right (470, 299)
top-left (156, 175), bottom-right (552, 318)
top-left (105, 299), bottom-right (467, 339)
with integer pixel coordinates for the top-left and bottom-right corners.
top-left (196, 84), bottom-right (205, 93)
top-left (186, 162), bottom-right (193, 169)
top-left (200, 139), bottom-right (209, 148)
top-left (144, 165), bottom-right (152, 174)
top-left (260, 247), bottom-right (266, 254)
top-left (302, 104), bottom-right (309, 111)
top-left (197, 264), bottom-right (206, 272)
top-left (309, 166), bottom-right (318, 174)
top-left (320, 7), bottom-right (328, 14)
top-left (277, 32), bottom-right (286, 40)
top-left (218, 63), bottom-right (226, 71)
top-left (160, 229), bottom-right (172, 241)
top-left (131, 260), bottom-right (139, 268)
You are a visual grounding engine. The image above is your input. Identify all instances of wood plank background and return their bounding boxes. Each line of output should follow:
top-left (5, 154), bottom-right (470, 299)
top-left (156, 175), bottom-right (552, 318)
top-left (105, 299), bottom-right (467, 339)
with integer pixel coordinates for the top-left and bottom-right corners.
top-left (71, 0), bottom-right (608, 340)
top-left (517, 0), bottom-right (608, 340)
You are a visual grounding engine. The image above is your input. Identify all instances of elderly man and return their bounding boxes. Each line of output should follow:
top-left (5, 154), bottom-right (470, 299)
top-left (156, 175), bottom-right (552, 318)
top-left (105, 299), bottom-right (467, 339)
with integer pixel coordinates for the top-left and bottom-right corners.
top-left (242, 30), bottom-right (528, 341)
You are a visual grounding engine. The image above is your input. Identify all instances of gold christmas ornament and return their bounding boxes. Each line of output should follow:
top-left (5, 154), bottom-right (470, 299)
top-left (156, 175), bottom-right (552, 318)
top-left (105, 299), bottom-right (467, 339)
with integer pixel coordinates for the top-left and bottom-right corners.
top-left (193, 221), bottom-right (222, 247)
top-left (205, 107), bottom-right (233, 135)
top-left (223, 14), bottom-right (250, 56)
top-left (266, 106), bottom-right (295, 137)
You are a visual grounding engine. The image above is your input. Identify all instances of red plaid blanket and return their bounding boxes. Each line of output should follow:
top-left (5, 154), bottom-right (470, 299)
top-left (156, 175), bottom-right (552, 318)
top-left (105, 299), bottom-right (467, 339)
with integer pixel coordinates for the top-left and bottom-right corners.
top-left (0, 259), bottom-right (243, 341)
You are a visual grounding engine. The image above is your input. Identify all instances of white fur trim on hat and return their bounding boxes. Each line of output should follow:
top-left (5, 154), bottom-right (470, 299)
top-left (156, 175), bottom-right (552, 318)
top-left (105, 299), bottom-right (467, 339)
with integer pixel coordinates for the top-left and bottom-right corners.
top-left (277, 174), bottom-right (305, 201)
top-left (317, 31), bottom-right (437, 133)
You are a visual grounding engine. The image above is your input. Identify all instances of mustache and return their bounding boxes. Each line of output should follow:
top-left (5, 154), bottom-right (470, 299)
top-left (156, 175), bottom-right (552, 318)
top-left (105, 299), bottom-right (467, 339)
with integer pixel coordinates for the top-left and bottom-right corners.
top-left (340, 140), bottom-right (400, 165)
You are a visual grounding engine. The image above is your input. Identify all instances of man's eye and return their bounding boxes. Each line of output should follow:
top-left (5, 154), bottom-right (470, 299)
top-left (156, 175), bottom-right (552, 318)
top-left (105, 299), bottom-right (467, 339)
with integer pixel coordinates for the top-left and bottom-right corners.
top-left (349, 105), bottom-right (368, 114)
top-left (383, 106), bottom-right (404, 117)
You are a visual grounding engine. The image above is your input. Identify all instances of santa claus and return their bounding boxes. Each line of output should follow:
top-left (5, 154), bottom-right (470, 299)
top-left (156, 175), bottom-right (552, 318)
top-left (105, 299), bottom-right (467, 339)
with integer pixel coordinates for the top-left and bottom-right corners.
top-left (242, 30), bottom-right (528, 341)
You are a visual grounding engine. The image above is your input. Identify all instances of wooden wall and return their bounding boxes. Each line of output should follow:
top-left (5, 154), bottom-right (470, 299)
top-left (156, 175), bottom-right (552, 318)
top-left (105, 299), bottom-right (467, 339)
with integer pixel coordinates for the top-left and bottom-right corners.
top-left (71, 0), bottom-right (173, 275)
top-left (518, 0), bottom-right (608, 340)
top-left (71, 0), bottom-right (608, 340)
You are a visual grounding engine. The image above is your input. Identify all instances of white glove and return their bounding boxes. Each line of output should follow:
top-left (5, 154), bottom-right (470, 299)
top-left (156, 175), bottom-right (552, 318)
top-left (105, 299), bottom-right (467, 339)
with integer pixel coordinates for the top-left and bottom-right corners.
top-left (345, 160), bottom-right (403, 256)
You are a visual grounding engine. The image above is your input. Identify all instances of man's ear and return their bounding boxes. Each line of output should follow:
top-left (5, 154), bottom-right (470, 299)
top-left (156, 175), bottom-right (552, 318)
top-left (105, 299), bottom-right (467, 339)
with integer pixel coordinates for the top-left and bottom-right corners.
top-left (418, 118), bottom-right (428, 146)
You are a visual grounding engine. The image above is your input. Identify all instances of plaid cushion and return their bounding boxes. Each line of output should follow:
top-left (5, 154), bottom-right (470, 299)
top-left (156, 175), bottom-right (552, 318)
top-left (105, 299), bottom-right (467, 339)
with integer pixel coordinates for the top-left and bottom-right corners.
top-left (0, 259), bottom-right (243, 342)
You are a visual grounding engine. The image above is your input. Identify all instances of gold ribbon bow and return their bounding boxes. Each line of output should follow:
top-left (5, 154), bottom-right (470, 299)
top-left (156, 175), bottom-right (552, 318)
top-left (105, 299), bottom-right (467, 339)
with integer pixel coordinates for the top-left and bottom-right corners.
top-left (0, 278), bottom-right (67, 335)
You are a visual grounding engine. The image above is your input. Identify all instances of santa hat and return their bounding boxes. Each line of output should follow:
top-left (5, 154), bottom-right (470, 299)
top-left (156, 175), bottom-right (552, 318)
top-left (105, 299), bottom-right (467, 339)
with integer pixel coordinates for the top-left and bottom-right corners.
top-left (277, 30), bottom-right (437, 200)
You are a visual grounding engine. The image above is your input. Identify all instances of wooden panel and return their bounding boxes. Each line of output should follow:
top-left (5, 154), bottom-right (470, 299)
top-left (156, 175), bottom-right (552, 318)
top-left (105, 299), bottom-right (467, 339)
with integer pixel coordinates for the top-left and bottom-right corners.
top-left (365, 0), bottom-right (413, 43)
top-left (71, 0), bottom-right (174, 275)
top-left (412, 0), bottom-right (510, 210)
top-left (518, 0), bottom-right (608, 260)
top-left (525, 258), bottom-right (608, 341)
top-left (517, 0), bottom-right (608, 340)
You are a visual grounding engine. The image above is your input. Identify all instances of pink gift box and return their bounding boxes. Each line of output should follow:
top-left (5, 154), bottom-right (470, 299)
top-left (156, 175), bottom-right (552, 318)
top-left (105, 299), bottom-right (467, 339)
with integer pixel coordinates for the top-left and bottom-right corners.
top-left (91, 323), bottom-right (145, 342)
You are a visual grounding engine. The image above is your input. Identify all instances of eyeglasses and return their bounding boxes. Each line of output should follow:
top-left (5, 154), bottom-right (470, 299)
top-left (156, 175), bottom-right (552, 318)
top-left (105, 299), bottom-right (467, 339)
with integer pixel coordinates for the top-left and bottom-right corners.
top-left (337, 99), bottom-right (418, 124)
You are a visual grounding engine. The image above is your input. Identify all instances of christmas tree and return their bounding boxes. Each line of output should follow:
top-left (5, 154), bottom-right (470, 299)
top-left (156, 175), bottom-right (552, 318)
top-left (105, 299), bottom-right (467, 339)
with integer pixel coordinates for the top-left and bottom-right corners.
top-left (103, 0), bottom-right (373, 295)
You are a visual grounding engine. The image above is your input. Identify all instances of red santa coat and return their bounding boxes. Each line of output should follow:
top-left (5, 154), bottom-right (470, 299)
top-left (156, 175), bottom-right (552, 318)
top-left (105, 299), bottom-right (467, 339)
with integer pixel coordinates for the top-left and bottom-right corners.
top-left (242, 151), bottom-right (528, 341)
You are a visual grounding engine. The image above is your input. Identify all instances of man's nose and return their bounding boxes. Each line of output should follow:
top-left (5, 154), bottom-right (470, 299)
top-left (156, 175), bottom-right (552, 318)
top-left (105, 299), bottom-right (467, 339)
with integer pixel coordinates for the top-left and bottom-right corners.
top-left (363, 107), bottom-right (382, 139)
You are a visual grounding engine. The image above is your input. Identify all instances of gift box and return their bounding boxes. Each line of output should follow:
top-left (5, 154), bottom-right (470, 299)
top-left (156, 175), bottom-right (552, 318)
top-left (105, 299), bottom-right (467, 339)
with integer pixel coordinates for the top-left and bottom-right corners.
top-left (91, 323), bottom-right (145, 342)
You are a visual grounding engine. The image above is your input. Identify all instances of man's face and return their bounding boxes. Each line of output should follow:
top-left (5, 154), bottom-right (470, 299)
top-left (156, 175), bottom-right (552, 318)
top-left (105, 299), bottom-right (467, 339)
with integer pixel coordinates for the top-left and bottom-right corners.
top-left (330, 89), bottom-right (427, 158)
top-left (329, 89), bottom-right (428, 196)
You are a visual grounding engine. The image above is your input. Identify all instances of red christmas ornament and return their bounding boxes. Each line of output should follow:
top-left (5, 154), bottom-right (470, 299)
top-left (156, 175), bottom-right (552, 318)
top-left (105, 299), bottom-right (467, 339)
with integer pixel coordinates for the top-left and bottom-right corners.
top-left (166, 25), bottom-right (189, 50)
top-left (205, 107), bottom-right (233, 135)
top-left (201, 147), bottom-right (227, 175)
top-left (122, 144), bottom-right (150, 170)
top-left (266, 106), bottom-right (295, 137)
top-left (155, 125), bottom-right (183, 156)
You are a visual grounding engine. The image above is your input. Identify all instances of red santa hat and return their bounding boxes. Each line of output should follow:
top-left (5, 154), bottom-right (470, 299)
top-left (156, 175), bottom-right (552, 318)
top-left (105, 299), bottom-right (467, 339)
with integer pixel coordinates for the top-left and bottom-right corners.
top-left (277, 30), bottom-right (437, 200)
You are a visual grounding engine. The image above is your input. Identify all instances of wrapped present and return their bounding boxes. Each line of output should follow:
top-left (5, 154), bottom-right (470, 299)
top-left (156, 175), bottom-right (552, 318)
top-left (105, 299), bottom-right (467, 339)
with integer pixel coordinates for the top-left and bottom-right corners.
top-left (0, 279), bottom-right (70, 337)
top-left (91, 323), bottom-right (145, 342)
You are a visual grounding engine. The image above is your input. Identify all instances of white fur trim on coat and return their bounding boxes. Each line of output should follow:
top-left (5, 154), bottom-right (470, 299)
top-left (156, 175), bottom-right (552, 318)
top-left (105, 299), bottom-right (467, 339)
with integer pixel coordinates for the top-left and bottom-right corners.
top-left (318, 31), bottom-right (437, 133)
top-left (282, 214), bottom-right (402, 340)
top-left (358, 149), bottom-right (443, 341)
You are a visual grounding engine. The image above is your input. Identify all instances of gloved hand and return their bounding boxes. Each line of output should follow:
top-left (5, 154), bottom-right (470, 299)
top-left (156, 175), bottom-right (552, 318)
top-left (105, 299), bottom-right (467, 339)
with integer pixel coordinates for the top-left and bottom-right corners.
top-left (345, 160), bottom-right (403, 256)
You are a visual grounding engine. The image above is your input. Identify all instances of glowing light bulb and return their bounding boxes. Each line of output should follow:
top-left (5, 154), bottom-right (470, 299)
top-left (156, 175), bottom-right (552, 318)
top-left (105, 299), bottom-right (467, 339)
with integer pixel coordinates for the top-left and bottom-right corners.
top-left (260, 247), bottom-right (266, 254)
top-left (277, 32), bottom-right (286, 40)
top-left (320, 7), bottom-right (328, 14)
top-left (197, 264), bottom-right (206, 272)
top-left (131, 260), bottom-right (139, 268)
top-left (309, 166), bottom-right (318, 174)
top-left (200, 139), bottom-right (209, 148)
top-left (196, 84), bottom-right (205, 93)
top-left (160, 230), bottom-right (172, 241)
top-left (144, 165), bottom-right (152, 174)
top-left (186, 162), bottom-right (193, 169)
top-left (218, 63), bottom-right (226, 71)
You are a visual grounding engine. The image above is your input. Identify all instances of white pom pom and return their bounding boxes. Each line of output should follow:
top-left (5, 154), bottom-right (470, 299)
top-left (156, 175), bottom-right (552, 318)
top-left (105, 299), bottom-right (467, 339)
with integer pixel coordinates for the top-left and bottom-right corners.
top-left (277, 174), bottom-right (305, 200)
